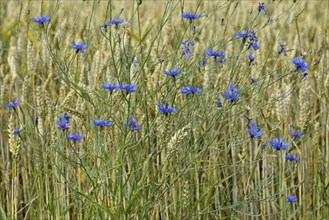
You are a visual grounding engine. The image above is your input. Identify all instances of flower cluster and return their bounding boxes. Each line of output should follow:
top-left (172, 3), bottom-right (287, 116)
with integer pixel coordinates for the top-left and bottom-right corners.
top-left (293, 57), bottom-right (309, 78)
top-left (158, 104), bottom-right (176, 115)
top-left (124, 117), bottom-right (142, 131)
top-left (101, 19), bottom-right (124, 29)
top-left (181, 86), bottom-right (202, 95)
top-left (206, 50), bottom-right (226, 64)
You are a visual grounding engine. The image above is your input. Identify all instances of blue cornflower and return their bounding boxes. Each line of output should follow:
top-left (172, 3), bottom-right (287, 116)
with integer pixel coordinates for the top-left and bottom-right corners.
top-left (199, 60), bottom-right (207, 66)
top-left (247, 124), bottom-right (263, 139)
top-left (258, 2), bottom-right (267, 14)
top-left (246, 41), bottom-right (260, 50)
top-left (56, 115), bottom-right (72, 130)
top-left (250, 77), bottom-right (258, 84)
top-left (224, 83), bottom-right (241, 102)
top-left (118, 83), bottom-right (138, 93)
top-left (285, 155), bottom-right (299, 162)
top-left (100, 22), bottom-right (110, 29)
top-left (164, 68), bottom-right (181, 78)
top-left (181, 86), bottom-right (202, 95)
top-left (5, 100), bottom-right (20, 109)
top-left (279, 43), bottom-right (287, 56)
top-left (67, 134), bottom-right (84, 143)
top-left (235, 29), bottom-right (249, 41)
top-left (182, 40), bottom-right (195, 58)
top-left (248, 50), bottom-right (255, 65)
top-left (111, 19), bottom-right (124, 27)
top-left (248, 31), bottom-right (259, 42)
top-left (33, 16), bottom-right (51, 25)
top-left (13, 130), bottom-right (21, 135)
top-left (69, 41), bottom-right (88, 53)
top-left (270, 138), bottom-right (288, 151)
top-left (102, 84), bottom-right (118, 93)
top-left (293, 57), bottom-right (309, 78)
top-left (93, 120), bottom-right (111, 128)
top-left (124, 117), bottom-right (142, 131)
top-left (206, 50), bottom-right (225, 59)
top-left (291, 128), bottom-right (305, 138)
top-left (158, 104), bottom-right (177, 115)
top-left (182, 13), bottom-right (200, 21)
top-left (287, 196), bottom-right (298, 203)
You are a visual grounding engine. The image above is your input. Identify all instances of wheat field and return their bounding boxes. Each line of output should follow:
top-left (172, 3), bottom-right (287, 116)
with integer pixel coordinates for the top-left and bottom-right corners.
top-left (0, 0), bottom-right (328, 219)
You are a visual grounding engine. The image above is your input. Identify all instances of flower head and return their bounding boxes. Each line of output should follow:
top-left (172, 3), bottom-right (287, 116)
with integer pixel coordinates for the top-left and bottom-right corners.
top-left (258, 2), bottom-right (267, 14)
top-left (124, 117), bottom-right (142, 131)
top-left (270, 138), bottom-right (288, 151)
top-left (5, 100), bottom-right (20, 109)
top-left (246, 41), bottom-right (260, 50)
top-left (56, 115), bottom-right (72, 130)
top-left (158, 104), bottom-right (177, 115)
top-left (248, 50), bottom-right (255, 65)
top-left (291, 128), bottom-right (305, 138)
top-left (13, 130), bottom-right (21, 135)
top-left (118, 83), bottom-right (138, 93)
top-left (235, 29), bottom-right (250, 41)
top-left (285, 155), bottom-right (299, 162)
top-left (293, 57), bottom-right (309, 78)
top-left (164, 68), bottom-right (181, 78)
top-left (287, 196), bottom-right (298, 203)
top-left (182, 40), bottom-right (195, 58)
top-left (181, 86), bottom-right (202, 95)
top-left (206, 50), bottom-right (225, 59)
top-left (102, 84), bottom-right (118, 93)
top-left (279, 43), bottom-right (287, 56)
top-left (182, 13), bottom-right (200, 21)
top-left (33, 16), bottom-right (51, 25)
top-left (247, 124), bottom-right (263, 139)
top-left (224, 83), bottom-right (241, 102)
top-left (111, 19), bottom-right (124, 26)
top-left (93, 120), bottom-right (111, 128)
top-left (67, 134), bottom-right (84, 143)
top-left (69, 41), bottom-right (88, 53)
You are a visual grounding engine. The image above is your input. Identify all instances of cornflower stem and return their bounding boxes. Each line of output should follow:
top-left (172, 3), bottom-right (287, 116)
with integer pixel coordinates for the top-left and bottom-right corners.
top-left (279, 151), bottom-right (286, 219)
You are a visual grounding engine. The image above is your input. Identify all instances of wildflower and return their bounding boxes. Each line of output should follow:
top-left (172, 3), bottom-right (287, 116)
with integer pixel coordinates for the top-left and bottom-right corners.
top-left (182, 13), bottom-right (200, 22)
top-left (246, 41), bottom-right (260, 50)
top-left (110, 19), bottom-right (124, 28)
top-left (279, 43), bottom-right (287, 56)
top-left (13, 130), bottom-right (21, 135)
top-left (235, 29), bottom-right (249, 42)
top-left (291, 128), bottom-right (305, 138)
top-left (33, 16), bottom-right (51, 25)
top-left (293, 57), bottom-right (309, 78)
top-left (247, 124), bottom-right (263, 139)
top-left (5, 100), bottom-right (20, 109)
top-left (100, 22), bottom-right (110, 29)
top-left (287, 196), bottom-right (298, 203)
top-left (93, 120), bottom-right (111, 128)
top-left (158, 104), bottom-right (177, 115)
top-left (206, 50), bottom-right (225, 59)
top-left (199, 60), bottom-right (207, 66)
top-left (182, 40), bottom-right (195, 58)
top-left (124, 117), bottom-right (142, 131)
top-left (67, 134), bottom-right (84, 143)
top-left (151, 149), bottom-right (156, 155)
top-left (248, 50), bottom-right (255, 65)
top-left (181, 86), bottom-right (202, 95)
top-left (69, 41), bottom-right (88, 53)
top-left (285, 155), bottom-right (299, 162)
top-left (102, 83), bottom-right (118, 93)
top-left (258, 2), bottom-right (267, 14)
top-left (164, 68), bottom-right (181, 78)
top-left (248, 31), bottom-right (259, 42)
top-left (224, 83), bottom-right (241, 102)
top-left (56, 115), bottom-right (72, 130)
top-left (270, 138), bottom-right (288, 151)
top-left (250, 77), bottom-right (258, 84)
top-left (118, 83), bottom-right (138, 93)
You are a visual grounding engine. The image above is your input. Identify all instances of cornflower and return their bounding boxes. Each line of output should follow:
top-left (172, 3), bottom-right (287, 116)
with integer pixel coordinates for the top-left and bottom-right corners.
top-left (33, 16), bottom-right (51, 26)
top-left (293, 57), bottom-right (309, 78)
top-left (93, 120), bottom-right (111, 128)
top-left (224, 83), bottom-right (241, 102)
top-left (69, 41), bottom-right (88, 53)
top-left (247, 124), bottom-right (263, 139)
top-left (158, 104), bottom-right (177, 115)
top-left (56, 115), bottom-right (72, 130)
top-left (164, 68), bottom-right (181, 78)
top-left (258, 2), bottom-right (267, 14)
top-left (181, 86), bottom-right (202, 95)
top-left (5, 100), bottom-right (20, 109)
top-left (67, 134), bottom-right (84, 143)
top-left (270, 138), bottom-right (288, 151)
top-left (124, 117), bottom-right (142, 131)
